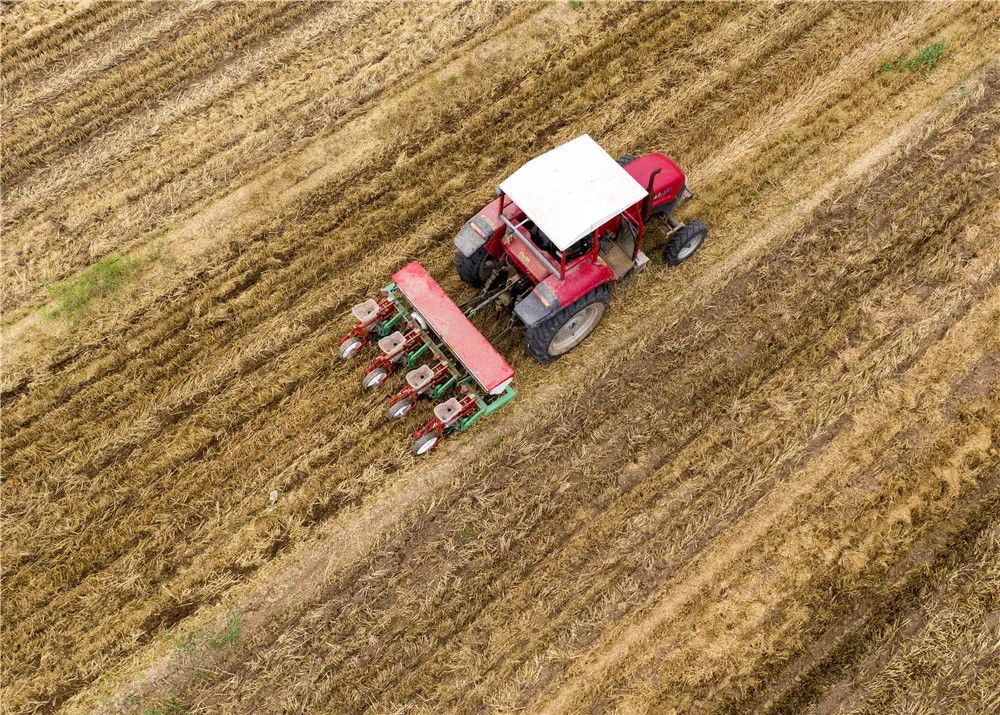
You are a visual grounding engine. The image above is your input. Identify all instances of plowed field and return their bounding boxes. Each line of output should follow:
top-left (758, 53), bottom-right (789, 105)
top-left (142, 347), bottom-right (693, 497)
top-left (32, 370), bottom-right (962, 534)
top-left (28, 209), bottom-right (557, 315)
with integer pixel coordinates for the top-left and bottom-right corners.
top-left (2, 2), bottom-right (999, 714)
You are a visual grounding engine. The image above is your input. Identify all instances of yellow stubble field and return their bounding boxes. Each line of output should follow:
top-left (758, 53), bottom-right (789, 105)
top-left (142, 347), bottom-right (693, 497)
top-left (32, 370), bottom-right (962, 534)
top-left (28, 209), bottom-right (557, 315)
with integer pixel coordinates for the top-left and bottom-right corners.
top-left (2, 2), bottom-right (998, 713)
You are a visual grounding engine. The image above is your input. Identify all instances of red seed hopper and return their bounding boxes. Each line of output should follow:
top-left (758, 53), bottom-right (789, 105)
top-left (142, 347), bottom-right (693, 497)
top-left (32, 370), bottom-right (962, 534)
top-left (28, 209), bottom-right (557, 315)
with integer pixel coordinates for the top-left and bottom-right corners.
top-left (339, 261), bottom-right (515, 455)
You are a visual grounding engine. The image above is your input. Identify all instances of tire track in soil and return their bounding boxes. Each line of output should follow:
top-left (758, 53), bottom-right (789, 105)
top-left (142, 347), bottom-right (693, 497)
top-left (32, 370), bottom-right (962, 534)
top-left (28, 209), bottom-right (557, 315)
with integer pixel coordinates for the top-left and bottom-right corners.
top-left (738, 466), bottom-right (1000, 715)
top-left (1, 1), bottom-right (143, 88)
top-left (631, 286), bottom-right (1000, 714)
top-left (537, 289), bottom-right (1000, 714)
top-left (3, 2), bottom-right (210, 125)
top-left (810, 474), bottom-right (1000, 715)
top-left (1, 2), bottom-right (320, 186)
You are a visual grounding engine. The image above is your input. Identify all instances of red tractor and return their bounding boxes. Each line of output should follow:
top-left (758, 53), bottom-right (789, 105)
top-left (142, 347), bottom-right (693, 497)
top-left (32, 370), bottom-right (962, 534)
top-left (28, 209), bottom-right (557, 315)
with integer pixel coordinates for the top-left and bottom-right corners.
top-left (452, 134), bottom-right (707, 361)
top-left (340, 135), bottom-right (706, 453)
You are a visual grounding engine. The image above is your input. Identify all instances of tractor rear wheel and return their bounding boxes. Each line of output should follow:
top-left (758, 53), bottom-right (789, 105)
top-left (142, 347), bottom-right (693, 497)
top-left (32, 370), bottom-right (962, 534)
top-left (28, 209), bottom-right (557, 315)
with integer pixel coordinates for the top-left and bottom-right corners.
top-left (664, 219), bottom-right (708, 266)
top-left (455, 246), bottom-right (498, 288)
top-left (524, 284), bottom-right (611, 363)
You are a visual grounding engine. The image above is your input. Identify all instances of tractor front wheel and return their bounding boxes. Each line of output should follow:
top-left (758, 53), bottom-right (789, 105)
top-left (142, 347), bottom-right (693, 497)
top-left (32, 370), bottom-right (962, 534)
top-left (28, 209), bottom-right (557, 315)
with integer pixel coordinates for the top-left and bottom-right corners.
top-left (455, 246), bottom-right (498, 288)
top-left (664, 219), bottom-right (708, 266)
top-left (524, 285), bottom-right (611, 363)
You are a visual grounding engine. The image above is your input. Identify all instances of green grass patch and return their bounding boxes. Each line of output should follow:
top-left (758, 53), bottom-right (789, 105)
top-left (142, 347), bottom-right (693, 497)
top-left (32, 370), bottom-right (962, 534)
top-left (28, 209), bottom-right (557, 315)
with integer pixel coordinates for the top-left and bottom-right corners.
top-left (879, 39), bottom-right (947, 74)
top-left (159, 610), bottom-right (242, 673)
top-left (141, 697), bottom-right (188, 715)
top-left (206, 610), bottom-right (242, 648)
top-left (45, 254), bottom-right (138, 321)
top-left (569, 0), bottom-right (583, 8)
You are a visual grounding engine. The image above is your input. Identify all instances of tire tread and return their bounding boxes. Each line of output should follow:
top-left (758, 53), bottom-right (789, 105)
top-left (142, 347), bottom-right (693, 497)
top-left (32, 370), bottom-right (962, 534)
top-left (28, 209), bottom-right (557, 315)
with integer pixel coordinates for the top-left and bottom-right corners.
top-left (665, 219), bottom-right (708, 266)
top-left (524, 284), bottom-right (611, 363)
top-left (455, 247), bottom-right (492, 287)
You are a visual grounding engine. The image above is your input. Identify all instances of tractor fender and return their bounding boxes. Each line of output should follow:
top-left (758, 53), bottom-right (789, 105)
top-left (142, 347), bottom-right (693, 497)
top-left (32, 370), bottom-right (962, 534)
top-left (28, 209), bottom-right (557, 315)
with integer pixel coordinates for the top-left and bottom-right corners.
top-left (455, 204), bottom-right (505, 258)
top-left (456, 196), bottom-right (509, 257)
top-left (513, 282), bottom-right (561, 327)
top-left (454, 214), bottom-right (502, 258)
top-left (550, 259), bottom-right (616, 307)
top-left (514, 260), bottom-right (616, 326)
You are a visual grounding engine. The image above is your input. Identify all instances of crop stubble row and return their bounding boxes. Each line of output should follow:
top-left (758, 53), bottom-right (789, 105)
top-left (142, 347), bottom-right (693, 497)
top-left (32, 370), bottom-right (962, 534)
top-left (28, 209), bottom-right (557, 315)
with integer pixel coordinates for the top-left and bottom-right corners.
top-left (3, 2), bottom-right (999, 713)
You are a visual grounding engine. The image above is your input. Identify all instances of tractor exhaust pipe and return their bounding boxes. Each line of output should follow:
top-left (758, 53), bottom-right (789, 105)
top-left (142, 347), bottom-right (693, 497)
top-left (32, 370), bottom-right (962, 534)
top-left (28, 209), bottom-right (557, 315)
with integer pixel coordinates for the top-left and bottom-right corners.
top-left (641, 168), bottom-right (661, 221)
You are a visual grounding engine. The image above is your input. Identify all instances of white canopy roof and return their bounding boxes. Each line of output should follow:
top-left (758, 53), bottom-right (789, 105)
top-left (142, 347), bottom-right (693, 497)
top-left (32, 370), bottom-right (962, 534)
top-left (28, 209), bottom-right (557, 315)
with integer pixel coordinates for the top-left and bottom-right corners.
top-left (498, 134), bottom-right (648, 252)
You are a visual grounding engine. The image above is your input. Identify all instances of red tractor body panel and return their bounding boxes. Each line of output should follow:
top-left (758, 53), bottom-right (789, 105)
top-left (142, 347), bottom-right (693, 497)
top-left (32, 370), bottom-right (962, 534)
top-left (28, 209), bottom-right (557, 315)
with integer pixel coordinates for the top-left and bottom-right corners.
top-left (622, 152), bottom-right (686, 210)
top-left (540, 257), bottom-right (617, 307)
top-left (392, 261), bottom-right (514, 394)
top-left (501, 226), bottom-right (552, 284)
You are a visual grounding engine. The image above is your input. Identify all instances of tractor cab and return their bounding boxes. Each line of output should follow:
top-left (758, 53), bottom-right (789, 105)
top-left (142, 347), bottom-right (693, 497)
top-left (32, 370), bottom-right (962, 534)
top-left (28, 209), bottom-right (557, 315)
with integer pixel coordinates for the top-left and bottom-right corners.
top-left (497, 134), bottom-right (650, 285)
top-left (453, 134), bottom-right (707, 362)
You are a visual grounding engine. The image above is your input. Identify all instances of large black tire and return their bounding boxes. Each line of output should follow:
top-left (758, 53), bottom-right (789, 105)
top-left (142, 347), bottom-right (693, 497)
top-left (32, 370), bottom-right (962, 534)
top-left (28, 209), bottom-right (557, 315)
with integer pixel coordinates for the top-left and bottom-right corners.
top-left (455, 246), bottom-right (497, 288)
top-left (524, 285), bottom-right (611, 363)
top-left (664, 219), bottom-right (708, 266)
top-left (616, 155), bottom-right (637, 168)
